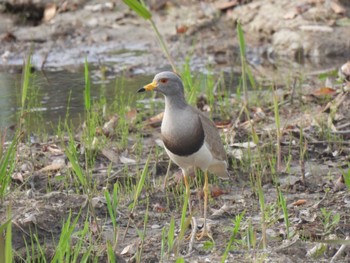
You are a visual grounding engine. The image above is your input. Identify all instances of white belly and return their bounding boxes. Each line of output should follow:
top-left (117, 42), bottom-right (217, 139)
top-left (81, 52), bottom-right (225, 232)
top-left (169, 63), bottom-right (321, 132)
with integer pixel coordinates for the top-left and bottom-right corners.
top-left (165, 142), bottom-right (214, 172)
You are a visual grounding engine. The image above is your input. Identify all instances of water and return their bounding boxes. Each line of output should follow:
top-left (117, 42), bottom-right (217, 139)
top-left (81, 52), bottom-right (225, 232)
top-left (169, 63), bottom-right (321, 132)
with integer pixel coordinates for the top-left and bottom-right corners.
top-left (0, 66), bottom-right (152, 133)
top-left (0, 55), bottom-right (344, 134)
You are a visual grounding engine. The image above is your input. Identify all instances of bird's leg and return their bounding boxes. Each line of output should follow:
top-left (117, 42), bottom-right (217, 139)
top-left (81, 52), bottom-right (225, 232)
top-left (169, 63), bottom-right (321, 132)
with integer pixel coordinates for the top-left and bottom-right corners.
top-left (197, 170), bottom-right (211, 240)
top-left (183, 170), bottom-right (192, 214)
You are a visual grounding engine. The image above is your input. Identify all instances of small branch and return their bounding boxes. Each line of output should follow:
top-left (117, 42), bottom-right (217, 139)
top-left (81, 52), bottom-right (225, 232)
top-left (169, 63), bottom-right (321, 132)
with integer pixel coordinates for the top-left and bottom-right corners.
top-left (330, 236), bottom-right (350, 263)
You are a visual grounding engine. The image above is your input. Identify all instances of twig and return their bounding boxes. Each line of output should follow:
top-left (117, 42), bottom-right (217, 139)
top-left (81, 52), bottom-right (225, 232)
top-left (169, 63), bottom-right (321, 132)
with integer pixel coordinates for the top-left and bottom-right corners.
top-left (162, 160), bottom-right (172, 191)
top-left (290, 77), bottom-right (298, 105)
top-left (336, 122), bottom-right (350, 130)
top-left (187, 217), bottom-right (197, 254)
top-left (330, 236), bottom-right (350, 263)
top-left (312, 191), bottom-right (328, 209)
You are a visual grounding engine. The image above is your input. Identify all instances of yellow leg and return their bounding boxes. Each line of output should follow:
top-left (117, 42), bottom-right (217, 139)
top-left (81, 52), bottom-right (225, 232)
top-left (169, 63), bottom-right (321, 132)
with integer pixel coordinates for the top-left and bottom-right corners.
top-left (183, 170), bottom-right (191, 214)
top-left (203, 170), bottom-right (208, 230)
top-left (197, 170), bottom-right (211, 240)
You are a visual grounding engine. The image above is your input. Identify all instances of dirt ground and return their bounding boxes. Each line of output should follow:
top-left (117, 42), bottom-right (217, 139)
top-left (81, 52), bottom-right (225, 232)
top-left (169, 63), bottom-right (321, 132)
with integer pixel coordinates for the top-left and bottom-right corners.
top-left (1, 0), bottom-right (350, 262)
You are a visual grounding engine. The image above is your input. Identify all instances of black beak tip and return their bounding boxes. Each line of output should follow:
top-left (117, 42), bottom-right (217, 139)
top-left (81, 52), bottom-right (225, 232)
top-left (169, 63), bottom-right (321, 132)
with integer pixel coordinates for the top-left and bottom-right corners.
top-left (137, 87), bottom-right (146, 93)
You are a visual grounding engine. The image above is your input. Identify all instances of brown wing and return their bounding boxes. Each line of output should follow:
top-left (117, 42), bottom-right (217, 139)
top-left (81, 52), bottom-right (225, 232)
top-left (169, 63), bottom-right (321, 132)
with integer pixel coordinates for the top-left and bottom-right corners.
top-left (195, 108), bottom-right (227, 162)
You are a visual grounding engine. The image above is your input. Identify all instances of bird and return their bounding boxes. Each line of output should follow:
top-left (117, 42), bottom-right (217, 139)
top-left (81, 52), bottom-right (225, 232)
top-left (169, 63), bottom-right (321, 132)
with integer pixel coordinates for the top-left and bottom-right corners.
top-left (138, 71), bottom-right (229, 239)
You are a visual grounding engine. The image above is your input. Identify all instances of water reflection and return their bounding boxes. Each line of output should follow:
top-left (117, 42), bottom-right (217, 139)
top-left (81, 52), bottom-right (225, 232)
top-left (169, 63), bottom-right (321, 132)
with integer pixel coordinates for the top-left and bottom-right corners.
top-left (0, 66), bottom-right (152, 133)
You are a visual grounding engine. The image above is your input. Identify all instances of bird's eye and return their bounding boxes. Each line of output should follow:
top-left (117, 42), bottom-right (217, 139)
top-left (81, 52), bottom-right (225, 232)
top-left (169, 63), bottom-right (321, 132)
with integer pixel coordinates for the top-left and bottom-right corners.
top-left (160, 78), bottom-right (168, 84)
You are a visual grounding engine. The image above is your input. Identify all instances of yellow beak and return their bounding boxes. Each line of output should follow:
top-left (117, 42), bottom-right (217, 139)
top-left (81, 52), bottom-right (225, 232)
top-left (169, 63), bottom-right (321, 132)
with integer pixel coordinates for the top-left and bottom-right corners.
top-left (137, 80), bottom-right (158, 93)
top-left (144, 80), bottom-right (158, 91)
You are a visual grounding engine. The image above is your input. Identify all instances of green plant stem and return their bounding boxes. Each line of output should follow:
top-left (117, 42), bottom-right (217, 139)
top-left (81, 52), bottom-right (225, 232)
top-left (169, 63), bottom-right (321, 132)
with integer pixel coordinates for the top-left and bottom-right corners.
top-left (149, 19), bottom-right (177, 73)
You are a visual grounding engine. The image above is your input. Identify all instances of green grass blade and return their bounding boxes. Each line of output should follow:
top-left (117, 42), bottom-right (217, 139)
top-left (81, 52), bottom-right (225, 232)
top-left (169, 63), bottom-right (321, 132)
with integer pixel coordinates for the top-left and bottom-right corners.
top-left (5, 206), bottom-right (12, 263)
top-left (237, 22), bottom-right (246, 57)
top-left (131, 153), bottom-right (151, 210)
top-left (168, 216), bottom-right (175, 253)
top-left (84, 59), bottom-right (91, 111)
top-left (21, 54), bottom-right (32, 113)
top-left (107, 241), bottom-right (116, 262)
top-left (123, 0), bottom-right (151, 20)
top-left (105, 190), bottom-right (117, 230)
top-left (221, 211), bottom-right (245, 263)
top-left (0, 133), bottom-right (19, 200)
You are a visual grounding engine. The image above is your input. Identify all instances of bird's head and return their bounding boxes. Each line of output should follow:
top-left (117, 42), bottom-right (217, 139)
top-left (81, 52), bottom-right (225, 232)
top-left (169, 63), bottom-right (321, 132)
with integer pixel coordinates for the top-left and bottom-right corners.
top-left (138, 71), bottom-right (184, 97)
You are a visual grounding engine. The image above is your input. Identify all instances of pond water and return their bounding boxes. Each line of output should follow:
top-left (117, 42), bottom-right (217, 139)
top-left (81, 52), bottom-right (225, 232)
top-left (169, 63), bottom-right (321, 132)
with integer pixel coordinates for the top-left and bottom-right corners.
top-left (0, 55), bottom-right (344, 135)
top-left (0, 65), bottom-right (153, 133)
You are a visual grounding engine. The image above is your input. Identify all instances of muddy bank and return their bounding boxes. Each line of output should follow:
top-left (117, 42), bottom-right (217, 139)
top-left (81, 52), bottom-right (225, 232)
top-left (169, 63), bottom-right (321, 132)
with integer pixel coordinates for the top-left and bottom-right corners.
top-left (0, 0), bottom-right (349, 76)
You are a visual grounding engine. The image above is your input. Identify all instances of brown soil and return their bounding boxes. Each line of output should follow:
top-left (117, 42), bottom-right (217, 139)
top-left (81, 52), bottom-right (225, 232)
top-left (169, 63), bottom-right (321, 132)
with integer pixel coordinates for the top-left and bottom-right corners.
top-left (1, 0), bottom-right (350, 262)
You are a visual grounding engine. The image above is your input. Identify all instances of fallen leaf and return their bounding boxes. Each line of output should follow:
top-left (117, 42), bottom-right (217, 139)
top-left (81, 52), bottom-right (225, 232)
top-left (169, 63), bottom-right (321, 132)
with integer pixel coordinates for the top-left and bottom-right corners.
top-left (334, 175), bottom-right (346, 192)
top-left (331, 1), bottom-right (346, 15)
top-left (125, 108), bottom-right (137, 123)
top-left (211, 185), bottom-right (227, 198)
top-left (284, 9), bottom-right (299, 19)
top-left (102, 115), bottom-right (119, 137)
top-left (307, 0), bottom-right (323, 3)
top-left (121, 244), bottom-right (136, 255)
top-left (12, 172), bottom-right (24, 183)
top-left (215, 0), bottom-right (239, 11)
top-left (211, 204), bottom-right (232, 216)
top-left (101, 148), bottom-right (119, 164)
top-left (176, 25), bottom-right (188, 34)
top-left (231, 141), bottom-right (257, 148)
top-left (146, 112), bottom-right (163, 128)
top-left (230, 149), bottom-right (243, 160)
top-left (120, 155), bottom-right (136, 164)
top-left (215, 120), bottom-right (232, 129)
top-left (43, 144), bottom-right (63, 154)
top-left (90, 221), bottom-right (99, 235)
top-left (339, 61), bottom-right (350, 81)
top-left (1, 32), bottom-right (16, 42)
top-left (153, 203), bottom-right (166, 213)
top-left (38, 163), bottom-right (64, 173)
top-left (252, 107), bottom-right (266, 121)
top-left (21, 213), bottom-right (37, 224)
top-left (312, 87), bottom-right (336, 97)
top-left (292, 199), bottom-right (307, 206)
top-left (299, 25), bottom-right (333, 32)
top-left (43, 4), bottom-right (57, 22)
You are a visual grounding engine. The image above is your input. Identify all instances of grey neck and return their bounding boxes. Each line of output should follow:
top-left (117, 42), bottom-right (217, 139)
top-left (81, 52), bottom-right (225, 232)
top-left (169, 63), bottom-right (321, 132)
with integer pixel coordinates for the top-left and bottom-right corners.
top-left (164, 94), bottom-right (188, 111)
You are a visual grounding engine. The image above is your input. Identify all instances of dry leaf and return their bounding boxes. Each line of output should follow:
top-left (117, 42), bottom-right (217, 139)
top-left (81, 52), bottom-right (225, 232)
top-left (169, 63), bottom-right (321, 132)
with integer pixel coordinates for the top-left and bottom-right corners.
top-left (292, 199), bottom-right (307, 206)
top-left (101, 148), bottom-right (119, 164)
top-left (215, 120), bottom-right (231, 129)
top-left (12, 172), bottom-right (24, 183)
top-left (307, 0), bottom-right (323, 3)
top-left (334, 175), bottom-right (346, 192)
top-left (252, 107), bottom-right (266, 121)
top-left (90, 221), bottom-right (99, 235)
top-left (176, 25), bottom-right (189, 34)
top-left (121, 244), bottom-right (136, 255)
top-left (38, 162), bottom-right (64, 173)
top-left (21, 213), bottom-right (37, 224)
top-left (102, 115), bottom-right (119, 137)
top-left (211, 185), bottom-right (227, 198)
top-left (339, 61), bottom-right (350, 81)
top-left (120, 155), bottom-right (136, 164)
top-left (231, 141), bottom-right (257, 148)
top-left (46, 144), bottom-right (63, 154)
top-left (331, 1), bottom-right (346, 15)
top-left (211, 203), bottom-right (232, 216)
top-left (153, 203), bottom-right (166, 213)
top-left (230, 149), bottom-right (243, 160)
top-left (146, 112), bottom-right (163, 128)
top-left (312, 87), bottom-right (336, 97)
top-left (125, 108), bottom-right (137, 123)
top-left (43, 4), bottom-right (57, 22)
top-left (284, 9), bottom-right (299, 19)
top-left (215, 0), bottom-right (239, 11)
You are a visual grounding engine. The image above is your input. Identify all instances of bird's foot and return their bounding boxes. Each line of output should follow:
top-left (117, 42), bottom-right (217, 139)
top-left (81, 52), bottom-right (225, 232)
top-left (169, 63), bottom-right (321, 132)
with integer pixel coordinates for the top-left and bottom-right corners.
top-left (196, 225), bottom-right (213, 241)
